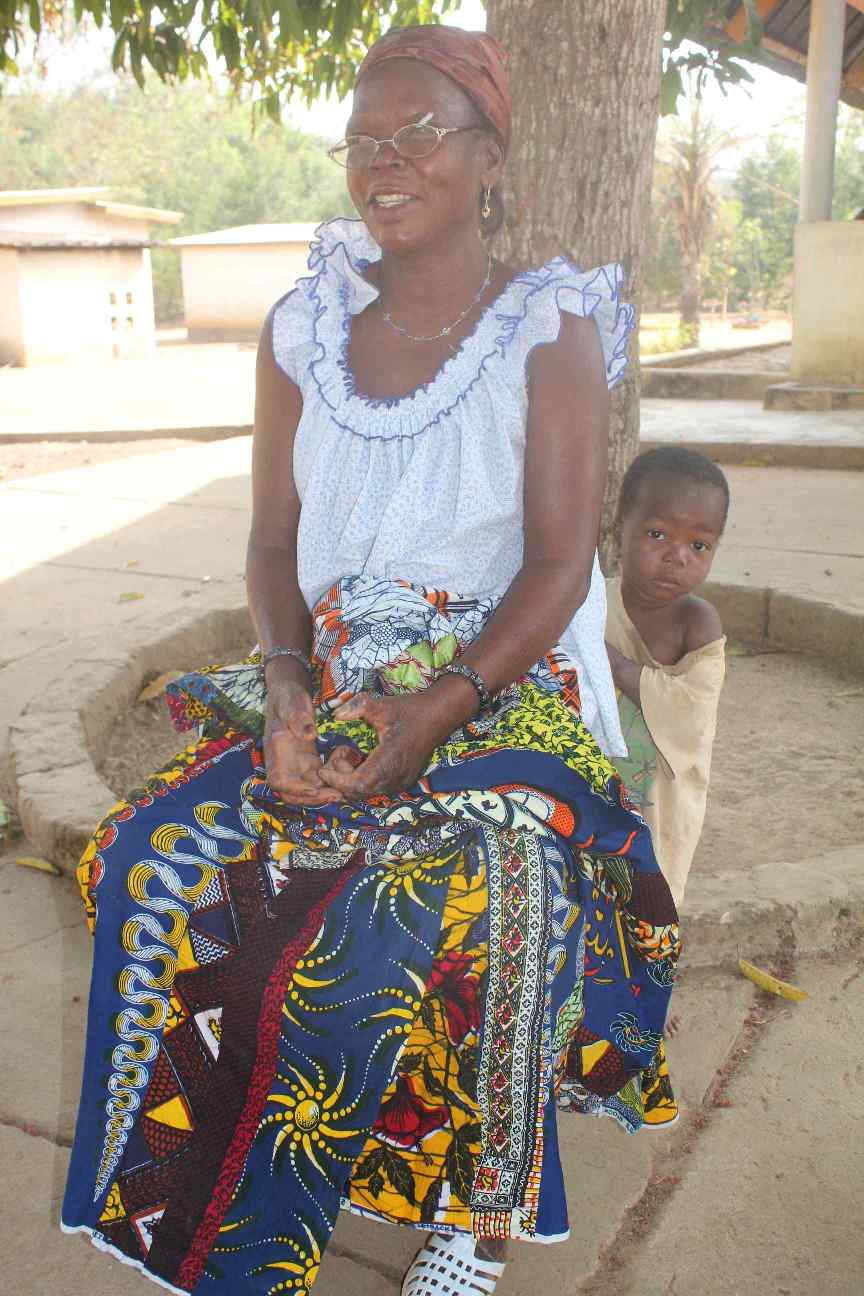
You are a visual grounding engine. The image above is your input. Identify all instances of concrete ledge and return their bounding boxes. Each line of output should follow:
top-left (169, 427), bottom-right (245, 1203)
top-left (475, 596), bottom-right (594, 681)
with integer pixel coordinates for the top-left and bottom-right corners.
top-left (765, 382), bottom-right (864, 412)
top-left (642, 368), bottom-right (776, 401)
top-left (10, 603), bottom-right (253, 868)
top-left (769, 592), bottom-right (864, 676)
top-left (682, 845), bottom-right (864, 967)
top-left (0, 424), bottom-right (252, 446)
top-left (9, 587), bottom-right (864, 963)
top-left (640, 438), bottom-right (864, 470)
top-left (641, 338), bottom-right (790, 369)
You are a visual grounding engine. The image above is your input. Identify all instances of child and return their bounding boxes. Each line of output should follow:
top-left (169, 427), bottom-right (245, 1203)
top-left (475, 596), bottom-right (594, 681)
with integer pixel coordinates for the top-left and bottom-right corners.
top-left (606, 447), bottom-right (729, 914)
top-left (606, 446), bottom-right (728, 913)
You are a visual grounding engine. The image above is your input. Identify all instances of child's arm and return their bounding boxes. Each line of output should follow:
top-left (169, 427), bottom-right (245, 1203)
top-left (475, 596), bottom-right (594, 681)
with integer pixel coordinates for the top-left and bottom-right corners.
top-left (683, 597), bottom-right (723, 654)
top-left (606, 641), bottom-right (642, 707)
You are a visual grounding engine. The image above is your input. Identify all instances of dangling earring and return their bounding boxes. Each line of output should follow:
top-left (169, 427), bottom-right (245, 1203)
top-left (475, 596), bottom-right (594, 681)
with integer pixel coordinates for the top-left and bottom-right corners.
top-left (481, 185), bottom-right (493, 222)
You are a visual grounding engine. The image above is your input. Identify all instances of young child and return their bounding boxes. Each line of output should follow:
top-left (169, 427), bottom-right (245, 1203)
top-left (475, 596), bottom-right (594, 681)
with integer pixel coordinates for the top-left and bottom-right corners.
top-left (605, 448), bottom-right (728, 1128)
top-left (606, 447), bottom-right (729, 915)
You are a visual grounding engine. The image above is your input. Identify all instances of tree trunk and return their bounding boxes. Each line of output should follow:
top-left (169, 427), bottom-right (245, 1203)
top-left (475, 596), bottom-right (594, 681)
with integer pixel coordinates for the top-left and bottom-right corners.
top-left (679, 250), bottom-right (701, 349)
top-left (485, 0), bottom-right (666, 572)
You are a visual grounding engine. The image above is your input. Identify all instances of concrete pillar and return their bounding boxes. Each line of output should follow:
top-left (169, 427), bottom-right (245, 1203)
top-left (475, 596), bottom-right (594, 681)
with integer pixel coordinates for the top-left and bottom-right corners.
top-left (799, 0), bottom-right (846, 223)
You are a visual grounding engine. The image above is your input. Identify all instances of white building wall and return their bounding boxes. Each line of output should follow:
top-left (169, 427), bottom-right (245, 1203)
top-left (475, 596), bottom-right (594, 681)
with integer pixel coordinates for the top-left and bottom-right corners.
top-left (16, 247), bottom-right (156, 364)
top-left (179, 243), bottom-right (311, 338)
top-left (792, 222), bottom-right (864, 386)
top-left (0, 202), bottom-right (149, 241)
top-left (0, 249), bottom-right (25, 365)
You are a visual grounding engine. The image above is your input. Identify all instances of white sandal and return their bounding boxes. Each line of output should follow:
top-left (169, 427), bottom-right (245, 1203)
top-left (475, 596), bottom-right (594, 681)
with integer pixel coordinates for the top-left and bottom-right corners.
top-left (401, 1231), bottom-right (505, 1296)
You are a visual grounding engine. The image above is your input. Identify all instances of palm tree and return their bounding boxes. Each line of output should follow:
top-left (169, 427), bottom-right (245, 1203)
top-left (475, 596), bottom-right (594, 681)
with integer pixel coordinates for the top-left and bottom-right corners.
top-left (655, 94), bottom-right (740, 348)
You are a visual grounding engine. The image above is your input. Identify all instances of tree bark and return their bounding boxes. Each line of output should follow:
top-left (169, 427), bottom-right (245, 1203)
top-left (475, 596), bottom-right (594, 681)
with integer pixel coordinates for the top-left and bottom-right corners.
top-left (485, 0), bottom-right (666, 571)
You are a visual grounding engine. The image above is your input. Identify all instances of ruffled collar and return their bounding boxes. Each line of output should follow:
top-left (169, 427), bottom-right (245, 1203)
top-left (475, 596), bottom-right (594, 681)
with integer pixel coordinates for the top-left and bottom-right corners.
top-left (301, 217), bottom-right (628, 441)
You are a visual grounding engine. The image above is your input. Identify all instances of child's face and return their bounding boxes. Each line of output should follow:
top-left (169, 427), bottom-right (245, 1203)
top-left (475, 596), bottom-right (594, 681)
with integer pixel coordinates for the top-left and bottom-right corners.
top-left (620, 481), bottom-right (726, 605)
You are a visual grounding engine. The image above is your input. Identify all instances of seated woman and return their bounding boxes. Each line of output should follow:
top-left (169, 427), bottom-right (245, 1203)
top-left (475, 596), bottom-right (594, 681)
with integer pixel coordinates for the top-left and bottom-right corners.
top-left (61, 23), bottom-right (679, 1296)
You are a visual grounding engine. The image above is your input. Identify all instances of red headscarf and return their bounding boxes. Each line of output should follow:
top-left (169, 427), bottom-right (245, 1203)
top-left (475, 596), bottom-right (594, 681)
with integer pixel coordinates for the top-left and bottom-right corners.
top-left (356, 24), bottom-right (512, 156)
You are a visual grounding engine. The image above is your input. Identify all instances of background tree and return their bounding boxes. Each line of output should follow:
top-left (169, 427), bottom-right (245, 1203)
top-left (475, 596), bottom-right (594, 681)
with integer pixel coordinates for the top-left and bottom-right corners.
top-left (654, 96), bottom-right (738, 347)
top-left (0, 77), bottom-right (353, 318)
top-left (701, 197), bottom-right (740, 318)
top-left (485, 0), bottom-right (667, 564)
top-left (732, 134), bottom-right (798, 309)
top-left (832, 106), bottom-right (864, 219)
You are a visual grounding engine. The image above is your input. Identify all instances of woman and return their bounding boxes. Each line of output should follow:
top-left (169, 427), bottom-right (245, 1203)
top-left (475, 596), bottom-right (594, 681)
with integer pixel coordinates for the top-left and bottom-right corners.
top-left (62, 24), bottom-right (678, 1296)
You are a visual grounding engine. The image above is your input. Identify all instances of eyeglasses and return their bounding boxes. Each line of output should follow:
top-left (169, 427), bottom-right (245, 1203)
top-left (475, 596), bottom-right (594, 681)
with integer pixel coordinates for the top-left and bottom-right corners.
top-left (328, 112), bottom-right (482, 170)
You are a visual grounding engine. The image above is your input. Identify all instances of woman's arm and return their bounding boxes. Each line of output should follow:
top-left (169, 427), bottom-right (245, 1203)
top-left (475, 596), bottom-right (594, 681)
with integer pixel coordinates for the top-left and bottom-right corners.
top-left (320, 312), bottom-right (611, 799)
top-left (454, 310), bottom-right (610, 695)
top-left (247, 310), bottom-right (309, 661)
top-left (248, 311), bottom-right (331, 804)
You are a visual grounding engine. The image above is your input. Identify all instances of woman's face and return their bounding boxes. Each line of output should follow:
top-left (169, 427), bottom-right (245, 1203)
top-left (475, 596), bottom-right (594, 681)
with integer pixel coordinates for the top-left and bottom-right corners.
top-left (344, 59), bottom-right (501, 255)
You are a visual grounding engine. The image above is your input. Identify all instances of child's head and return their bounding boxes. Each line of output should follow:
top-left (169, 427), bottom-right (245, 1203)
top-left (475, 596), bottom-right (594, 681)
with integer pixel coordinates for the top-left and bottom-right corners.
top-left (617, 448), bottom-right (729, 603)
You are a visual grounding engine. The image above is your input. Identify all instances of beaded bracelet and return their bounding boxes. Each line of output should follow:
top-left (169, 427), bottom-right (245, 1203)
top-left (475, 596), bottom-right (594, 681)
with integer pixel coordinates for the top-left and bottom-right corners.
top-left (441, 662), bottom-right (491, 712)
top-left (260, 646), bottom-right (312, 676)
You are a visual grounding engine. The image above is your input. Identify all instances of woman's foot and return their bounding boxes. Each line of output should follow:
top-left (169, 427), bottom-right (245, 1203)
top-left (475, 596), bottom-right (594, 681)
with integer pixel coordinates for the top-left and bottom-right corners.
top-left (401, 1231), bottom-right (506, 1295)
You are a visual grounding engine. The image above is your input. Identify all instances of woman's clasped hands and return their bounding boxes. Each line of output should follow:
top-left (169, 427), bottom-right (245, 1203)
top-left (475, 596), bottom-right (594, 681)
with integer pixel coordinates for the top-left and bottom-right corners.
top-left (263, 670), bottom-right (458, 806)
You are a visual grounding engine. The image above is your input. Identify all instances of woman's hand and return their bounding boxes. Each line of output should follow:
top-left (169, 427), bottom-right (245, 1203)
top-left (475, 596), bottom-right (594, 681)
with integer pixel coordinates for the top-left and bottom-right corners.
top-left (263, 663), bottom-right (332, 805)
top-left (319, 690), bottom-right (460, 802)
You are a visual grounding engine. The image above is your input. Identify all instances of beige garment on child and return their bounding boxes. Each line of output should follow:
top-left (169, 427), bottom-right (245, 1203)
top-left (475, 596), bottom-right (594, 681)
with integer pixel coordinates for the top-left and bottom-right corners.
top-left (605, 576), bottom-right (726, 909)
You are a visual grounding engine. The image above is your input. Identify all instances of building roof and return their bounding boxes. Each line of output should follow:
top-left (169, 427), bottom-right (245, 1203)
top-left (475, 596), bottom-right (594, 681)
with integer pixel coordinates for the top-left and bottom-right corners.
top-left (0, 234), bottom-right (151, 250)
top-left (697, 1), bottom-right (864, 109)
top-left (0, 187), bottom-right (183, 225)
top-left (170, 222), bottom-right (319, 248)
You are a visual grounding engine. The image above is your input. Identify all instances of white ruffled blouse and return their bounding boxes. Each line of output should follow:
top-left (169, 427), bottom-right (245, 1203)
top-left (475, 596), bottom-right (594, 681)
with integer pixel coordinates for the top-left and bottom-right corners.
top-left (271, 218), bottom-right (635, 756)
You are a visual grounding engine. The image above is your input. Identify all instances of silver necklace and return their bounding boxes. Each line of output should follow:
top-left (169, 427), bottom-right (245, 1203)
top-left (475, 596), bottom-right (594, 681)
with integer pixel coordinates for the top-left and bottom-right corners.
top-left (380, 254), bottom-right (494, 342)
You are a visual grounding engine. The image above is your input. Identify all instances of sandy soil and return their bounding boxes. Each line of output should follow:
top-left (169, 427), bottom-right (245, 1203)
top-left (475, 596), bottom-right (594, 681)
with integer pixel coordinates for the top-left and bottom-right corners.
top-left (693, 647), bottom-right (864, 876)
top-left (0, 439), bottom-right (193, 482)
top-left (98, 645), bottom-right (864, 878)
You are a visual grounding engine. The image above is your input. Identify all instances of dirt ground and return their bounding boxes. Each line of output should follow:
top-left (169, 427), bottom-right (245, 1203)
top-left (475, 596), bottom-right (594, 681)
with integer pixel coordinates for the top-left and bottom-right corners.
top-left (694, 646), bottom-right (864, 876)
top-left (98, 644), bottom-right (864, 880)
top-left (0, 439), bottom-right (193, 482)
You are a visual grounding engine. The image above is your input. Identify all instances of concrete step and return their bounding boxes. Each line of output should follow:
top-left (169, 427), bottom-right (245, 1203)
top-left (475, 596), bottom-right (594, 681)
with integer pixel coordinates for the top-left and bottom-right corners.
top-left (764, 381), bottom-right (864, 411)
top-left (642, 368), bottom-right (777, 401)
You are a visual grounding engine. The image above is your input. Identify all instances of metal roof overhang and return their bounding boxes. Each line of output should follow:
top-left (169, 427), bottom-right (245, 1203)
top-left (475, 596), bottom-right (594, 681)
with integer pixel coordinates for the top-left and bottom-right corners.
top-left (699, 1), bottom-right (864, 109)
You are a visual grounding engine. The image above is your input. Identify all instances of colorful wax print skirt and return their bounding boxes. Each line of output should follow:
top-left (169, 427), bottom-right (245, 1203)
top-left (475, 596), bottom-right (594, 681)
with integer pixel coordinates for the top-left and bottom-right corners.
top-left (62, 575), bottom-right (680, 1295)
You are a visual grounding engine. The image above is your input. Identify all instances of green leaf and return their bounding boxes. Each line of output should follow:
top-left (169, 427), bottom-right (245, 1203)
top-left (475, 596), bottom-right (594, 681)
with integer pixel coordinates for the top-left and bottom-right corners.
top-left (278, 0), bottom-right (304, 42)
top-left (129, 38), bottom-right (145, 89)
top-left (740, 0), bottom-right (764, 45)
top-left (111, 31), bottom-right (128, 72)
top-left (331, 0), bottom-right (353, 48)
top-left (219, 22), bottom-right (241, 69)
top-left (660, 62), bottom-right (685, 117)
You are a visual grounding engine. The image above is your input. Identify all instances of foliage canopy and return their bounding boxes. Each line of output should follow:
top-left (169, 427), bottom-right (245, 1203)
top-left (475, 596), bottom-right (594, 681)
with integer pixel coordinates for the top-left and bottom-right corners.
top-left (1, 1), bottom-right (762, 119)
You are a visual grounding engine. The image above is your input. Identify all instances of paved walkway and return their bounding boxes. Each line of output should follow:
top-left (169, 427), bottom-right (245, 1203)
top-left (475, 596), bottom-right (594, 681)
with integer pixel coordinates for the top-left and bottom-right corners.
top-left (0, 433), bottom-right (862, 1295)
top-left (641, 397), bottom-right (864, 450)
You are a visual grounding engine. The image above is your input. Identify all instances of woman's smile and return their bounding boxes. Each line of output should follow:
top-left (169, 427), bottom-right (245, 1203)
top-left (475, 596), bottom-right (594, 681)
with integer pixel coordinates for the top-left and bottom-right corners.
top-left (367, 190), bottom-right (421, 220)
